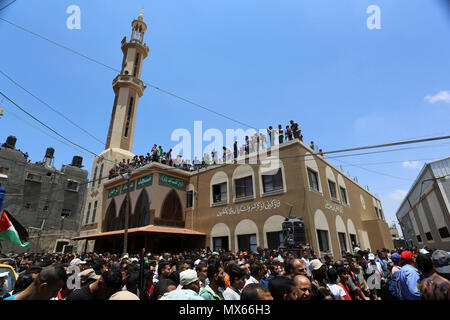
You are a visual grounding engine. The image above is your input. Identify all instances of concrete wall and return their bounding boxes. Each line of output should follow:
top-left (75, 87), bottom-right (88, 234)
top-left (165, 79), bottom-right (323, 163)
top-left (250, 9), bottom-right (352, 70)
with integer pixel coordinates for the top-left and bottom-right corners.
top-left (0, 146), bottom-right (88, 254)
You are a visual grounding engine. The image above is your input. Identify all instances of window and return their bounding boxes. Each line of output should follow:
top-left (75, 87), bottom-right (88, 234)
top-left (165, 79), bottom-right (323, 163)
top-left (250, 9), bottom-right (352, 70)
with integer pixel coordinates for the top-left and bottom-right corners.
top-left (133, 53), bottom-right (140, 77)
top-left (85, 203), bottom-right (91, 225)
top-left (262, 169), bottom-right (283, 193)
top-left (213, 236), bottom-right (229, 251)
top-left (61, 209), bottom-right (71, 217)
top-left (237, 234), bottom-right (257, 252)
top-left (235, 176), bottom-right (253, 199)
top-left (417, 235), bottom-right (422, 242)
top-left (425, 232), bottom-right (433, 241)
top-left (307, 169), bottom-right (319, 192)
top-left (328, 180), bottom-right (337, 200)
top-left (340, 187), bottom-right (348, 205)
top-left (26, 173), bottom-right (42, 182)
top-left (55, 241), bottom-right (69, 253)
top-left (438, 227), bottom-right (450, 239)
top-left (349, 234), bottom-right (357, 248)
top-left (338, 232), bottom-right (347, 252)
top-left (212, 183), bottom-right (227, 203)
top-left (187, 191), bottom-right (193, 208)
top-left (124, 96), bottom-right (135, 138)
top-left (66, 180), bottom-right (79, 192)
top-left (317, 229), bottom-right (329, 252)
top-left (24, 203), bottom-right (31, 209)
top-left (98, 164), bottom-right (104, 187)
top-left (92, 166), bottom-right (98, 189)
top-left (374, 207), bottom-right (379, 219)
top-left (267, 231), bottom-right (284, 250)
top-left (91, 201), bottom-right (98, 224)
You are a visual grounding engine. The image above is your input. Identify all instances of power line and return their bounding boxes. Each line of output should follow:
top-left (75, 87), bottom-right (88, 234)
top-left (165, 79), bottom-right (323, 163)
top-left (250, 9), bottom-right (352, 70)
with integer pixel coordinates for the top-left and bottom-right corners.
top-left (333, 158), bottom-right (413, 182)
top-left (0, 0), bottom-right (16, 12)
top-left (0, 90), bottom-right (104, 159)
top-left (336, 157), bottom-right (445, 167)
top-left (3, 108), bottom-right (91, 157)
top-left (0, 69), bottom-right (105, 146)
top-left (0, 17), bottom-right (258, 130)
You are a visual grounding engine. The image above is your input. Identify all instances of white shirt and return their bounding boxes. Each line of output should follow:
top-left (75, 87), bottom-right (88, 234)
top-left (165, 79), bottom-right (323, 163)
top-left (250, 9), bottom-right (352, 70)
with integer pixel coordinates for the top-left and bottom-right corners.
top-left (327, 283), bottom-right (346, 300)
top-left (223, 287), bottom-right (241, 300)
top-left (301, 257), bottom-right (311, 277)
top-left (244, 276), bottom-right (259, 288)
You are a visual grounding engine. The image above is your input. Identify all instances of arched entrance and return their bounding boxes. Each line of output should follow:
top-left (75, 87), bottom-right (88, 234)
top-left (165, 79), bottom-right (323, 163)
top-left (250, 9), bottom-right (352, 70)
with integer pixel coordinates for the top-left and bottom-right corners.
top-left (156, 190), bottom-right (184, 228)
top-left (130, 190), bottom-right (150, 228)
top-left (117, 197), bottom-right (129, 231)
top-left (103, 201), bottom-right (117, 232)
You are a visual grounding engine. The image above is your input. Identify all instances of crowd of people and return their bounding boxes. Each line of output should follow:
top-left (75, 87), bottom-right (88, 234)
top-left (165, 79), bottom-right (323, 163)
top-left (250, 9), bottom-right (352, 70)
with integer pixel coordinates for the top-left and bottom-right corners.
top-left (108, 120), bottom-right (324, 179)
top-left (1, 245), bottom-right (448, 301)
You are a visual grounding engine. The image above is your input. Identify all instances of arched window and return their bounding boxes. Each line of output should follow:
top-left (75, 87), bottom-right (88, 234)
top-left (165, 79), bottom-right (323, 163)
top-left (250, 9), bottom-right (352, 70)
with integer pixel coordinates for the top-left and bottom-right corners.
top-left (92, 166), bottom-right (98, 189)
top-left (157, 190), bottom-right (184, 228)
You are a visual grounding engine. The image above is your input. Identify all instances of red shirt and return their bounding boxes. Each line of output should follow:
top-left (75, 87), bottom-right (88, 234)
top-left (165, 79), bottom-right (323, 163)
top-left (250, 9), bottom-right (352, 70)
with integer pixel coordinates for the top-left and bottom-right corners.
top-left (337, 283), bottom-right (352, 300)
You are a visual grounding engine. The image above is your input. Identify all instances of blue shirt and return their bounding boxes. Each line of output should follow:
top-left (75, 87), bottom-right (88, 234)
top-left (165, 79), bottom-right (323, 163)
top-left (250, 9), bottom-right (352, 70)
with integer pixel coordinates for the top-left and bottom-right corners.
top-left (397, 264), bottom-right (421, 300)
top-left (3, 293), bottom-right (18, 300)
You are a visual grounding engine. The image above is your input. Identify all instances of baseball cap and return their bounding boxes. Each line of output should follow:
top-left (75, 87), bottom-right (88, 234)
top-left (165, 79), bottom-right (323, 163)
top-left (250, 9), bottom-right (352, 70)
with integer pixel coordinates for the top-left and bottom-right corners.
top-left (419, 248), bottom-right (430, 255)
top-left (431, 250), bottom-right (450, 274)
top-left (309, 259), bottom-right (323, 271)
top-left (243, 252), bottom-right (248, 256)
top-left (78, 268), bottom-right (101, 283)
top-left (109, 291), bottom-right (140, 300)
top-left (368, 253), bottom-right (375, 260)
top-left (0, 271), bottom-right (9, 278)
top-left (401, 251), bottom-right (416, 261)
top-left (177, 269), bottom-right (199, 289)
top-left (391, 253), bottom-right (401, 262)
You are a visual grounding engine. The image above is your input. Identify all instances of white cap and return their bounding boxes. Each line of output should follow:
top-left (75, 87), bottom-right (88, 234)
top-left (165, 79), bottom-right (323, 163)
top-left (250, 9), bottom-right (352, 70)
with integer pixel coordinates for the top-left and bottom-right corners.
top-left (368, 253), bottom-right (375, 260)
top-left (419, 248), bottom-right (430, 255)
top-left (177, 269), bottom-right (199, 290)
top-left (0, 271), bottom-right (9, 278)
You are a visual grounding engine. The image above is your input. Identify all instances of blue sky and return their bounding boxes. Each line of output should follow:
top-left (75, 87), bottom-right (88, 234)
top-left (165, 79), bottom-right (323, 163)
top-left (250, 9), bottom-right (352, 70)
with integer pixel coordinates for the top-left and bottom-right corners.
top-left (1, 0), bottom-right (449, 233)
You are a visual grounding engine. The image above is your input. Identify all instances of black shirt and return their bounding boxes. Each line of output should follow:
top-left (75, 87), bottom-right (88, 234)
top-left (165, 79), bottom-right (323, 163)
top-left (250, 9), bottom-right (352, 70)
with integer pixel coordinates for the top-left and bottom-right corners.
top-left (66, 285), bottom-right (94, 300)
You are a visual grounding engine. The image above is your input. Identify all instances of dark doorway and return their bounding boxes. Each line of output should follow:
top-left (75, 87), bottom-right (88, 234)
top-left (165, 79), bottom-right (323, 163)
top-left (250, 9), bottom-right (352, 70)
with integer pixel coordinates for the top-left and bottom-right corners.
top-left (157, 190), bottom-right (184, 228)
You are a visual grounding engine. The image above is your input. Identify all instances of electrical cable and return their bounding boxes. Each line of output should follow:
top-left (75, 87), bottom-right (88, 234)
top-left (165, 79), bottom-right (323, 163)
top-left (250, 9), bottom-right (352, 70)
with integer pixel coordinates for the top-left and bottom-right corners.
top-left (0, 17), bottom-right (258, 130)
top-left (0, 69), bottom-right (105, 146)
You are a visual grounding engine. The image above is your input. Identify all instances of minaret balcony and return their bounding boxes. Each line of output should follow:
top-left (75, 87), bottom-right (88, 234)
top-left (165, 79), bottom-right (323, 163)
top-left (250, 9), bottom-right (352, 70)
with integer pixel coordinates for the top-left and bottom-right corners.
top-left (121, 37), bottom-right (149, 57)
top-left (112, 75), bottom-right (146, 97)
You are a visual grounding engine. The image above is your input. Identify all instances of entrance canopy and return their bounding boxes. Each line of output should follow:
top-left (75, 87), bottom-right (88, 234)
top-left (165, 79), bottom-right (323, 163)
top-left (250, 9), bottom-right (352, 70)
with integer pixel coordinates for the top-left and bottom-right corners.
top-left (72, 225), bottom-right (205, 241)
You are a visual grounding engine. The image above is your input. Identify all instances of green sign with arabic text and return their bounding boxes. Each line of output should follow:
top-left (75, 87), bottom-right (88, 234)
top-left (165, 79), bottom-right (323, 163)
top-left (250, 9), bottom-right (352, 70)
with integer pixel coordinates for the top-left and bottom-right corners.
top-left (108, 186), bottom-right (120, 198)
top-left (159, 174), bottom-right (185, 190)
top-left (137, 175), bottom-right (153, 188)
top-left (121, 180), bottom-right (135, 193)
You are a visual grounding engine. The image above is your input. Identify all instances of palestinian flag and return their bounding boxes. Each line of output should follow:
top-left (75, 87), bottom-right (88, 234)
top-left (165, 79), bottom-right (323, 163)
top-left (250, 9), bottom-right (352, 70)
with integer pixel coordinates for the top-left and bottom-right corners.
top-left (0, 209), bottom-right (30, 248)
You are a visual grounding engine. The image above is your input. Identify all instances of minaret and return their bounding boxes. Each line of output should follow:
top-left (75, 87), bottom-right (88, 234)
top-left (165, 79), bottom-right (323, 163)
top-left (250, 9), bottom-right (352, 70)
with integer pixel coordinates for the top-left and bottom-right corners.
top-left (78, 12), bottom-right (149, 251)
top-left (105, 9), bottom-right (149, 151)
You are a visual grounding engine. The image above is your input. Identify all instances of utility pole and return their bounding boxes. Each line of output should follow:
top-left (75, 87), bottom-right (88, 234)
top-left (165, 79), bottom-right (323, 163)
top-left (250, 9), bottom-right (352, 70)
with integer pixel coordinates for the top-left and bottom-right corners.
top-left (122, 169), bottom-right (131, 256)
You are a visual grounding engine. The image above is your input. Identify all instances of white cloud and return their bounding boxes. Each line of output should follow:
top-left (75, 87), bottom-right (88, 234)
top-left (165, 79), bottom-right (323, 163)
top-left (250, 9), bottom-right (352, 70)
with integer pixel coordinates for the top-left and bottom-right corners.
top-left (402, 161), bottom-right (419, 168)
top-left (389, 189), bottom-right (408, 201)
top-left (424, 90), bottom-right (450, 104)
